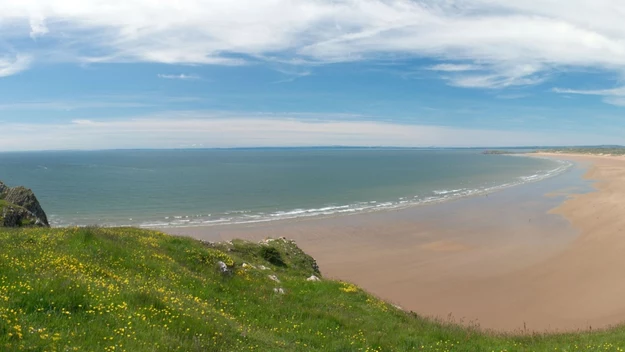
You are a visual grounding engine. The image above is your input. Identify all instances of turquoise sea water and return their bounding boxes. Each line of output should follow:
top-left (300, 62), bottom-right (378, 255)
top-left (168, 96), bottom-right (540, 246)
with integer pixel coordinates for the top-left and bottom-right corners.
top-left (0, 149), bottom-right (571, 228)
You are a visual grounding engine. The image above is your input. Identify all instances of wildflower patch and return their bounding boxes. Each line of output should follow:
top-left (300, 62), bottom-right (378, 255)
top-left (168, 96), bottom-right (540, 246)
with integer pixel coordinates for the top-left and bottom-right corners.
top-left (186, 248), bottom-right (234, 267)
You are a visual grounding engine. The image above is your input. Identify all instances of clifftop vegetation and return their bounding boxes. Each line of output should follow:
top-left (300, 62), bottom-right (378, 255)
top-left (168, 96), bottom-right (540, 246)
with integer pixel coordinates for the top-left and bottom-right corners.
top-left (2, 226), bottom-right (625, 351)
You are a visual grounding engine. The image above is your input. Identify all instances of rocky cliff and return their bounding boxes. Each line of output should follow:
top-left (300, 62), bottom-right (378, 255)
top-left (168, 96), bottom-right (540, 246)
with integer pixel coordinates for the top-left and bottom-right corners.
top-left (0, 181), bottom-right (8, 196)
top-left (0, 181), bottom-right (50, 227)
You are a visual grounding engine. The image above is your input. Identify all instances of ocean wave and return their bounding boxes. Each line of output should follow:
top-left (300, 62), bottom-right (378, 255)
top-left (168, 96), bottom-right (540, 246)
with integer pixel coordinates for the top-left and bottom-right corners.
top-left (432, 189), bottom-right (466, 195)
top-left (131, 158), bottom-right (573, 228)
top-left (50, 156), bottom-right (574, 229)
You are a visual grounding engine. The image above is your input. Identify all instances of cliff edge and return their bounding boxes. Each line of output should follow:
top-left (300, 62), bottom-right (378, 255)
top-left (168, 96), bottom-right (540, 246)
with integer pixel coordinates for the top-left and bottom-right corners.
top-left (0, 181), bottom-right (50, 227)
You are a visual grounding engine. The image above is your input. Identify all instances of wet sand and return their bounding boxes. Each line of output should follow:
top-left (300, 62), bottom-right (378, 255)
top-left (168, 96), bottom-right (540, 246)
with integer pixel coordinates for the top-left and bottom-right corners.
top-left (166, 154), bottom-right (625, 332)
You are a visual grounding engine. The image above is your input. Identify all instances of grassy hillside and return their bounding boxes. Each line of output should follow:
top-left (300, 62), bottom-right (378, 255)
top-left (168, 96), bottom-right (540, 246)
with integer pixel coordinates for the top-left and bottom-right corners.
top-left (1, 228), bottom-right (625, 351)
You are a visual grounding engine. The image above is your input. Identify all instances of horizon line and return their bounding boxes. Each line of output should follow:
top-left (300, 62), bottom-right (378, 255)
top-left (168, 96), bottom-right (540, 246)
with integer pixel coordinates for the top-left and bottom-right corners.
top-left (0, 145), bottom-right (623, 154)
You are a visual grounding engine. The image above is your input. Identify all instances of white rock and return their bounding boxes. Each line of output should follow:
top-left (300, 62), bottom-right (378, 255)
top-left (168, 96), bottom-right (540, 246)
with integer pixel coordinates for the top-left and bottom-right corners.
top-left (306, 275), bottom-right (321, 282)
top-left (258, 265), bottom-right (268, 270)
top-left (273, 288), bottom-right (285, 294)
top-left (268, 274), bottom-right (281, 283)
top-left (217, 261), bottom-right (229, 273)
top-left (242, 263), bottom-right (256, 269)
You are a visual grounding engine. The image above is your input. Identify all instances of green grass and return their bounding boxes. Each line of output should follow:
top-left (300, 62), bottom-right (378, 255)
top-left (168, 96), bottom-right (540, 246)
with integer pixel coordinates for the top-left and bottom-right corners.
top-left (537, 146), bottom-right (625, 155)
top-left (2, 227), bottom-right (625, 351)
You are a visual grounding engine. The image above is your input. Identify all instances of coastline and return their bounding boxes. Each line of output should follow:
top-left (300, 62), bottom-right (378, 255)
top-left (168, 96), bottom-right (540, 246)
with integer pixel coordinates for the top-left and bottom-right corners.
top-left (166, 154), bottom-right (603, 332)
top-left (10, 152), bottom-right (625, 350)
top-left (522, 152), bottom-right (625, 330)
top-left (149, 154), bottom-right (572, 229)
top-left (32, 150), bottom-right (567, 229)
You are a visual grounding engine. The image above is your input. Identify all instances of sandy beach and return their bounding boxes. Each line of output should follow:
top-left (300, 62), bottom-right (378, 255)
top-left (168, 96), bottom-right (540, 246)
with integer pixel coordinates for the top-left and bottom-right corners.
top-left (167, 153), bottom-right (625, 332)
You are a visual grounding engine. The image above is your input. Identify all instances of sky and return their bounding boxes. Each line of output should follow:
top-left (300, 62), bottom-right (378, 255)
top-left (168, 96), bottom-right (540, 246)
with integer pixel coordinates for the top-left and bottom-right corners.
top-left (2, 0), bottom-right (625, 151)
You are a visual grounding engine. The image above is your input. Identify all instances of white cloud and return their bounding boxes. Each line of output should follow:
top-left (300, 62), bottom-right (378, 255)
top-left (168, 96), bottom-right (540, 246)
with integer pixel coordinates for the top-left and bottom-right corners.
top-left (0, 55), bottom-right (31, 77)
top-left (603, 97), bottom-right (625, 107)
top-left (29, 15), bottom-right (48, 39)
top-left (157, 74), bottom-right (200, 80)
top-left (448, 74), bottom-right (545, 89)
top-left (553, 86), bottom-right (625, 106)
top-left (271, 67), bottom-right (312, 83)
top-left (552, 87), bottom-right (625, 96)
top-left (427, 64), bottom-right (481, 72)
top-left (1, 0), bottom-right (625, 87)
top-left (0, 115), bottom-right (618, 151)
top-left (440, 63), bottom-right (546, 89)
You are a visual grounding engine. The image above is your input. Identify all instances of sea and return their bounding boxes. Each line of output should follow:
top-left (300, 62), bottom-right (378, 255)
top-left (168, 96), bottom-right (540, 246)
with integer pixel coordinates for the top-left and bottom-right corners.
top-left (0, 148), bottom-right (572, 228)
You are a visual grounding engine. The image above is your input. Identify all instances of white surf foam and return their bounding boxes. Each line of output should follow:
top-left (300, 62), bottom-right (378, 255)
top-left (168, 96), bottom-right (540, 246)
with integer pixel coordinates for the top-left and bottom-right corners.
top-left (52, 155), bottom-right (575, 229)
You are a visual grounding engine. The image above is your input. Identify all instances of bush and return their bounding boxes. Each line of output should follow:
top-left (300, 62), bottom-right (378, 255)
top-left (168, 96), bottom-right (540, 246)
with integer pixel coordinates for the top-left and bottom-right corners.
top-left (259, 246), bottom-right (286, 267)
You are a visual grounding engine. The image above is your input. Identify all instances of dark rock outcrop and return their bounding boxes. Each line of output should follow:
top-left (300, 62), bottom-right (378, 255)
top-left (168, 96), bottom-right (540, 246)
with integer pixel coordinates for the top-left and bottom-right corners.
top-left (0, 203), bottom-right (41, 227)
top-left (3, 186), bottom-right (49, 226)
top-left (0, 182), bottom-right (49, 228)
top-left (0, 181), bottom-right (8, 197)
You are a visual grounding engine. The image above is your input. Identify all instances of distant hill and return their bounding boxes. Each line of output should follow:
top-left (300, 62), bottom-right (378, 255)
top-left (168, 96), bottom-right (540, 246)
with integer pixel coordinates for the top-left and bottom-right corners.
top-left (482, 150), bottom-right (514, 155)
top-left (537, 146), bottom-right (625, 156)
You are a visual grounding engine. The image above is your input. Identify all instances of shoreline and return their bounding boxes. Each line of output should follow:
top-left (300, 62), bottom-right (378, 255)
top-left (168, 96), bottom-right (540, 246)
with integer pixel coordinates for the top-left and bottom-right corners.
top-left (166, 154), bottom-right (601, 332)
top-left (130, 153), bottom-right (570, 230)
top-left (521, 153), bottom-right (625, 330)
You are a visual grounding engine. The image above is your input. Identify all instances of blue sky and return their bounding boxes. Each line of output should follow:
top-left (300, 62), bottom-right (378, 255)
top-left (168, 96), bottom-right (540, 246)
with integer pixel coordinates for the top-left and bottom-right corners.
top-left (2, 0), bottom-right (625, 151)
